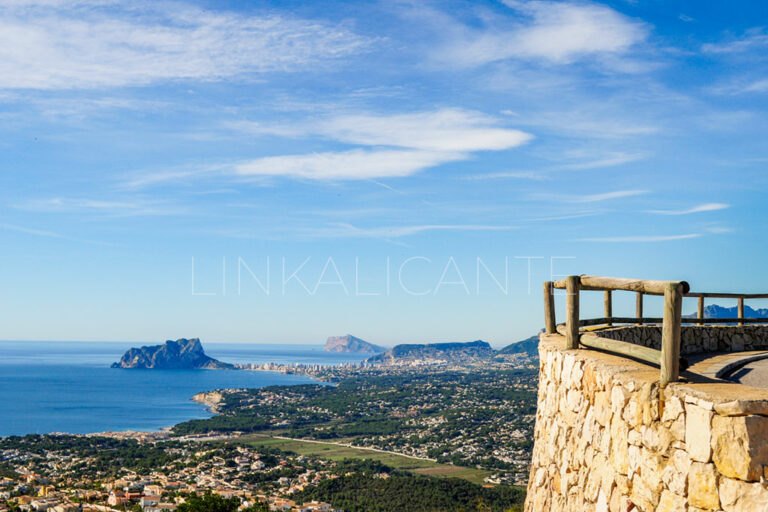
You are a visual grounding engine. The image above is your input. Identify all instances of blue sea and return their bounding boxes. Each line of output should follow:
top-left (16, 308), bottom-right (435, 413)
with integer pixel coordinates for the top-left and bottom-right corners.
top-left (0, 341), bottom-right (368, 437)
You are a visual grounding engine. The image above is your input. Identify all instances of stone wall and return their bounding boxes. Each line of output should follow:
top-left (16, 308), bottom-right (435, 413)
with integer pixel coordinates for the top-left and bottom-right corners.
top-left (525, 333), bottom-right (768, 512)
top-left (593, 325), bottom-right (768, 355)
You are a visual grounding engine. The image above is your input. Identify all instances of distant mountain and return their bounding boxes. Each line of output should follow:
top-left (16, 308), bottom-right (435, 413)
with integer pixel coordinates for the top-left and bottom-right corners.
top-left (111, 338), bottom-right (233, 369)
top-left (325, 335), bottom-right (385, 353)
top-left (683, 304), bottom-right (768, 319)
top-left (366, 340), bottom-right (493, 365)
top-left (498, 335), bottom-right (539, 357)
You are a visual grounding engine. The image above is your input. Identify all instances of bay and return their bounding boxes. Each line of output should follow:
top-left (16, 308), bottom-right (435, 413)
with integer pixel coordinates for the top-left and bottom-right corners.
top-left (0, 341), bottom-right (367, 437)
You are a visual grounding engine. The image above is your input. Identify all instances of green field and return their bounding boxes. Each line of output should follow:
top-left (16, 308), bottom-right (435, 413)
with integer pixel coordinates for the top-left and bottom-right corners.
top-left (236, 434), bottom-right (494, 485)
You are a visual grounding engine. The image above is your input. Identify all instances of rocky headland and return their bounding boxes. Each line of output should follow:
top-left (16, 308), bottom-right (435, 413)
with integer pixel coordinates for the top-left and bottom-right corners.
top-left (111, 338), bottom-right (233, 369)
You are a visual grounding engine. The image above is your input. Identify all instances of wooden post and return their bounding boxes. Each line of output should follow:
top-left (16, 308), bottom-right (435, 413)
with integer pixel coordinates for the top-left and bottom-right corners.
top-left (604, 290), bottom-right (613, 327)
top-left (565, 275), bottom-right (580, 349)
top-left (636, 292), bottom-right (643, 325)
top-left (738, 297), bottom-right (744, 326)
top-left (543, 281), bottom-right (556, 334)
top-left (698, 296), bottom-right (704, 325)
top-left (660, 282), bottom-right (683, 387)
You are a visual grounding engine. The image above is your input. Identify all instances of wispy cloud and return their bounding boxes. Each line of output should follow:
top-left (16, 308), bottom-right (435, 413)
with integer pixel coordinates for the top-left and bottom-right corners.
top-left (0, 2), bottom-right (369, 89)
top-left (0, 223), bottom-right (112, 246)
top-left (577, 234), bottom-right (701, 243)
top-left (234, 149), bottom-right (463, 180)
top-left (702, 28), bottom-right (768, 54)
top-left (15, 197), bottom-right (184, 217)
top-left (575, 189), bottom-right (648, 203)
top-left (464, 170), bottom-right (550, 181)
top-left (430, 0), bottom-right (648, 68)
top-left (229, 108), bottom-right (532, 153)
top-left (515, 110), bottom-right (658, 138)
top-left (556, 152), bottom-right (646, 170)
top-left (710, 77), bottom-right (768, 95)
top-left (133, 108), bottom-right (532, 183)
top-left (646, 203), bottom-right (729, 215)
top-left (310, 223), bottom-right (519, 239)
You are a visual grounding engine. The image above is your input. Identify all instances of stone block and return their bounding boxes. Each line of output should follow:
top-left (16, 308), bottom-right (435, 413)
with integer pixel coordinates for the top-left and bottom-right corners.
top-left (719, 476), bottom-right (768, 512)
top-left (594, 391), bottom-right (612, 427)
top-left (611, 384), bottom-right (629, 414)
top-left (688, 462), bottom-right (719, 510)
top-left (661, 449), bottom-right (689, 496)
top-left (686, 403), bottom-right (713, 462)
top-left (609, 417), bottom-right (629, 475)
top-left (712, 414), bottom-right (768, 481)
top-left (662, 395), bottom-right (684, 423)
top-left (714, 399), bottom-right (768, 417)
top-left (656, 490), bottom-right (686, 512)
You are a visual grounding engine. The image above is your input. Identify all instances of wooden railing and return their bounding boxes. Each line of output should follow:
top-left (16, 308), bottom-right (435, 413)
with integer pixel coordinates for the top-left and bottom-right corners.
top-left (544, 275), bottom-right (768, 385)
top-left (543, 276), bottom-right (688, 386)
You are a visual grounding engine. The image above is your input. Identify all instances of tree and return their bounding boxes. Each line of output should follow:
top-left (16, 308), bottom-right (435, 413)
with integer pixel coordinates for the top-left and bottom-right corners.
top-left (176, 493), bottom-right (267, 512)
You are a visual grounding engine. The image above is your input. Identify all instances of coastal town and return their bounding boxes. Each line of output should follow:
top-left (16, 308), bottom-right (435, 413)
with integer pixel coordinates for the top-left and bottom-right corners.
top-left (0, 430), bottom-right (525, 512)
top-left (178, 365), bottom-right (539, 486)
top-left (1, 339), bottom-right (537, 512)
top-left (0, 435), bottom-right (343, 512)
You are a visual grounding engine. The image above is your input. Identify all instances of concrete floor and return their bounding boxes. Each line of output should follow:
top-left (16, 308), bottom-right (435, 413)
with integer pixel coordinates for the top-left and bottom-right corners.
top-left (729, 358), bottom-right (768, 388)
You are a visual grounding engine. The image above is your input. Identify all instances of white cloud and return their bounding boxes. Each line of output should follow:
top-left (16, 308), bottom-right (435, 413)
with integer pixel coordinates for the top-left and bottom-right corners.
top-left (578, 234), bottom-right (701, 242)
top-left (230, 108), bottom-right (533, 152)
top-left (317, 110), bottom-right (531, 152)
top-left (434, 0), bottom-right (647, 67)
top-left (0, 2), bottom-right (369, 89)
top-left (211, 109), bottom-right (533, 181)
top-left (234, 149), bottom-right (462, 180)
top-left (646, 203), bottom-right (729, 215)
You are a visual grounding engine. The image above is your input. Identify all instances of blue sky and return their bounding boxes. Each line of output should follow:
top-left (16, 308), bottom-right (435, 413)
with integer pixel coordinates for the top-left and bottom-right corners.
top-left (1, 0), bottom-right (768, 346)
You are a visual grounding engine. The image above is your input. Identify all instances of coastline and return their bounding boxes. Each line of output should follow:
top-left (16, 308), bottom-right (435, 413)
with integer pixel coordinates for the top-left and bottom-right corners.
top-left (0, 366), bottom-right (336, 439)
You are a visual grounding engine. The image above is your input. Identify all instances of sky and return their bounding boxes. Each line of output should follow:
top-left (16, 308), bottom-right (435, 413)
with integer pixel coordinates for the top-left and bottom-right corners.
top-left (2, 0), bottom-right (768, 347)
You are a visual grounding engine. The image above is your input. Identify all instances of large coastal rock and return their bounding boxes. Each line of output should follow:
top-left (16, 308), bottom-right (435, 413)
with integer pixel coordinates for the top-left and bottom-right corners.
top-left (324, 335), bottom-right (384, 353)
top-left (111, 338), bottom-right (232, 369)
top-left (366, 340), bottom-right (493, 365)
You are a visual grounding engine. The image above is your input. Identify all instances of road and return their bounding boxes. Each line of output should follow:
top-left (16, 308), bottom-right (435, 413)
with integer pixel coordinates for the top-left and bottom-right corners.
top-left (728, 358), bottom-right (768, 388)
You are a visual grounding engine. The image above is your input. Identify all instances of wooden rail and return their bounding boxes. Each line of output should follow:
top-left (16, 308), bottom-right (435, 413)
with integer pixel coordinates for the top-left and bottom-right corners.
top-left (578, 317), bottom-right (768, 326)
top-left (546, 275), bottom-right (768, 386)
top-left (544, 275), bottom-right (768, 386)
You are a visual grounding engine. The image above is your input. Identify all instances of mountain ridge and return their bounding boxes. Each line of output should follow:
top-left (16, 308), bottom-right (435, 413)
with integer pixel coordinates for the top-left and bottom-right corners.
top-left (366, 340), bottom-right (495, 365)
top-left (683, 304), bottom-right (768, 319)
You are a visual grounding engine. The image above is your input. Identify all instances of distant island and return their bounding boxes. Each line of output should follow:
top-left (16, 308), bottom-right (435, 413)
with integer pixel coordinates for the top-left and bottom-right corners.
top-left (324, 334), bottom-right (385, 353)
top-left (366, 340), bottom-right (494, 365)
top-left (111, 338), bottom-right (233, 369)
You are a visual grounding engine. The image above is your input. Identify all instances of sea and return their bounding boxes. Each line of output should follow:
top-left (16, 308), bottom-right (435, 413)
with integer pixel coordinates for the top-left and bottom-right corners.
top-left (0, 341), bottom-right (368, 437)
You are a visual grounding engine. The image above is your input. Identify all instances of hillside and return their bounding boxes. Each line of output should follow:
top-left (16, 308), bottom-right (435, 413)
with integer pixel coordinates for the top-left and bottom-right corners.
top-left (366, 340), bottom-right (494, 365)
top-left (325, 335), bottom-right (385, 353)
top-left (498, 334), bottom-right (539, 357)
